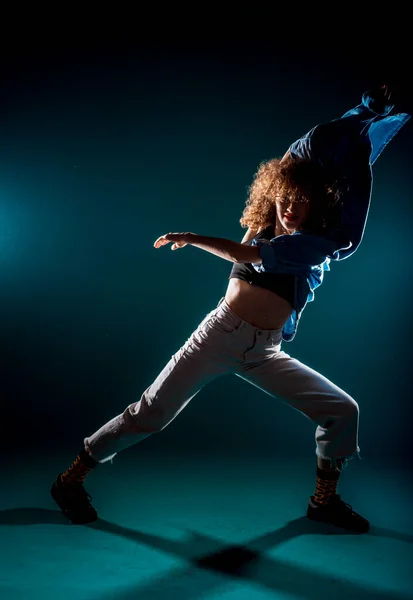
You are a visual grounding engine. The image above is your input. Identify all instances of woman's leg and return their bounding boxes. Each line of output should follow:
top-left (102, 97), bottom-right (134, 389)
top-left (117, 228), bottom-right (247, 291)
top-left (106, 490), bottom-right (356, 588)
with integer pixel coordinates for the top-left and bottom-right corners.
top-left (237, 348), bottom-right (369, 532)
top-left (238, 349), bottom-right (360, 467)
top-left (84, 325), bottom-right (236, 463)
top-left (51, 302), bottom-right (242, 523)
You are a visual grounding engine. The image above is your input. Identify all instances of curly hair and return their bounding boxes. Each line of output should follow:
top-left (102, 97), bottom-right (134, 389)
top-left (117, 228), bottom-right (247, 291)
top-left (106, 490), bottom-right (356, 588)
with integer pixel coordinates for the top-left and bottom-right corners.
top-left (240, 156), bottom-right (344, 235)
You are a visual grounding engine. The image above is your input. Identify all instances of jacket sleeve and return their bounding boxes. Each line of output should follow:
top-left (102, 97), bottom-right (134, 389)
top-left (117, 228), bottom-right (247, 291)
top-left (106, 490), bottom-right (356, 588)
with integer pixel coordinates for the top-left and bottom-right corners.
top-left (251, 233), bottom-right (337, 274)
top-left (288, 101), bottom-right (411, 261)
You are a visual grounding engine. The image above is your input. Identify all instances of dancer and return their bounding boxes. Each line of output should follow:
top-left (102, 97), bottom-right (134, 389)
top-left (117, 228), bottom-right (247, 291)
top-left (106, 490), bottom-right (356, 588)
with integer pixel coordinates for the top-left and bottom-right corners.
top-left (51, 85), bottom-right (410, 532)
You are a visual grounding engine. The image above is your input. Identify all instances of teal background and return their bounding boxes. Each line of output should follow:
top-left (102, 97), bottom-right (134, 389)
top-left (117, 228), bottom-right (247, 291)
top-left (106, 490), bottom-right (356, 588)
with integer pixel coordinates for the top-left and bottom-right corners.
top-left (1, 34), bottom-right (413, 600)
top-left (0, 44), bottom-right (411, 461)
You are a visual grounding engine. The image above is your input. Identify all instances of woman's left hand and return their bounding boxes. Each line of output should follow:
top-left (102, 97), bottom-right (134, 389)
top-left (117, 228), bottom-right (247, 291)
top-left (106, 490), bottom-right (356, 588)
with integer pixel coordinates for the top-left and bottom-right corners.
top-left (154, 232), bottom-right (193, 250)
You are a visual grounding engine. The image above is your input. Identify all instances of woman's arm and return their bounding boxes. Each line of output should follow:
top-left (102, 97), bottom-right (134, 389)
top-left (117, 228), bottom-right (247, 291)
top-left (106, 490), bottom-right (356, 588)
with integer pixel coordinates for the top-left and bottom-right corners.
top-left (154, 229), bottom-right (340, 273)
top-left (241, 227), bottom-right (259, 243)
top-left (154, 232), bottom-right (262, 264)
top-left (190, 234), bottom-right (262, 263)
top-left (241, 222), bottom-right (275, 243)
top-left (280, 149), bottom-right (291, 163)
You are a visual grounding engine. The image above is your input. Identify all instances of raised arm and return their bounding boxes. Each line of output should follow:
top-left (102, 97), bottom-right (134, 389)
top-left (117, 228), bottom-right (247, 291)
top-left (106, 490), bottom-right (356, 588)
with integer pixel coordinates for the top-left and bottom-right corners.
top-left (241, 227), bottom-right (260, 243)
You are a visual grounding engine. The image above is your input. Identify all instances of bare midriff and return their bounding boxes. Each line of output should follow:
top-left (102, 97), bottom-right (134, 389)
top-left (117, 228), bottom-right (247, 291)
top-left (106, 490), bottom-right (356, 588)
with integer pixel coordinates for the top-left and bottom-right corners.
top-left (224, 278), bottom-right (293, 330)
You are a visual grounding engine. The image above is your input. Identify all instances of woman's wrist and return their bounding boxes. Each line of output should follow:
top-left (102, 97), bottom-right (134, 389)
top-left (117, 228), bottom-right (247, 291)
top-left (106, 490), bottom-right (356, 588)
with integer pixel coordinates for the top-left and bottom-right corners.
top-left (186, 233), bottom-right (200, 245)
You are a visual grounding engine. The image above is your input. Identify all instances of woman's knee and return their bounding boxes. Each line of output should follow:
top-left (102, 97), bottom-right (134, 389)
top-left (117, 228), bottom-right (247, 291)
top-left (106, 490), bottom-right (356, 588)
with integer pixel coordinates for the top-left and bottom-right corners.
top-left (338, 394), bottom-right (359, 422)
top-left (123, 398), bottom-right (172, 434)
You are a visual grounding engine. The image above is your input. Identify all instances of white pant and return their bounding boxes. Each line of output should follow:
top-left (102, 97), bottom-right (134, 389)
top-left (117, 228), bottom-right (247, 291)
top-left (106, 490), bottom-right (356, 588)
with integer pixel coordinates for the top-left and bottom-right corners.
top-left (85, 299), bottom-right (361, 469)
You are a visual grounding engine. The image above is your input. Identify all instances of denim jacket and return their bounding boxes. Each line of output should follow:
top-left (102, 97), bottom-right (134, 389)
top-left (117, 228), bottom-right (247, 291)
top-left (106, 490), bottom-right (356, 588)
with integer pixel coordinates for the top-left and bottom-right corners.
top-left (252, 93), bottom-right (410, 342)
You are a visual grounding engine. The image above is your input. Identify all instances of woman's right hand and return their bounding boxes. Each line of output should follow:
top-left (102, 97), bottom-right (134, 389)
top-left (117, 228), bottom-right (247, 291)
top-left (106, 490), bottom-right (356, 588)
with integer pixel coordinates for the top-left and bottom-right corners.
top-left (154, 232), bottom-right (194, 250)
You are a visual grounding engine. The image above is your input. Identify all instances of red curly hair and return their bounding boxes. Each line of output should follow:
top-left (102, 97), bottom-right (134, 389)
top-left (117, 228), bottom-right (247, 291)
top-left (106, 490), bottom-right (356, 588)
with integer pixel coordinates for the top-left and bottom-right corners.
top-left (240, 156), bottom-right (343, 235)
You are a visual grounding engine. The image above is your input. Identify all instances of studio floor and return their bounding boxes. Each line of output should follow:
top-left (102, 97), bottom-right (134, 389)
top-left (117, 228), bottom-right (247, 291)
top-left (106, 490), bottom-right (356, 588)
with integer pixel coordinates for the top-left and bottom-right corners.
top-left (1, 449), bottom-right (412, 600)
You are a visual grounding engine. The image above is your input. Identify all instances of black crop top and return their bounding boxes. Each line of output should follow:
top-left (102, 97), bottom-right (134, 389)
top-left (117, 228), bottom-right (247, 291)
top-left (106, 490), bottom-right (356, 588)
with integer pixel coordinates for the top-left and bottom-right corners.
top-left (229, 225), bottom-right (295, 306)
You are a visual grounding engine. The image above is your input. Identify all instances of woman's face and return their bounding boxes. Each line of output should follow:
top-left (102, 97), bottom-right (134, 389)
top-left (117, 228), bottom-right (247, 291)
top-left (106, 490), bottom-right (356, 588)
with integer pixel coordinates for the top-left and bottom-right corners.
top-left (276, 195), bottom-right (310, 233)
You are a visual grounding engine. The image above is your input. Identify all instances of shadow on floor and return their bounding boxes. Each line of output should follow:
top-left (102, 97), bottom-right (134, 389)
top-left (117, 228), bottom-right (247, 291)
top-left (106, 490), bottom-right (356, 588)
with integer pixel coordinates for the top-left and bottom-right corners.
top-left (1, 507), bottom-right (412, 600)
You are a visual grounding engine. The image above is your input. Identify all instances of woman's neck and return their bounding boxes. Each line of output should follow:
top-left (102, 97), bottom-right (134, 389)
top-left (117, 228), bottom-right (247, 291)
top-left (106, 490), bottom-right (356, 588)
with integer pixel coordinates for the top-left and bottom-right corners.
top-left (275, 217), bottom-right (293, 237)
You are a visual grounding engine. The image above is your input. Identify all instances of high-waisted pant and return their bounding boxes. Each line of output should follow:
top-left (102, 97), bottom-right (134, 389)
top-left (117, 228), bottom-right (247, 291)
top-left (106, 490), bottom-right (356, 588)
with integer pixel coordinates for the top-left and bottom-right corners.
top-left (84, 299), bottom-right (361, 470)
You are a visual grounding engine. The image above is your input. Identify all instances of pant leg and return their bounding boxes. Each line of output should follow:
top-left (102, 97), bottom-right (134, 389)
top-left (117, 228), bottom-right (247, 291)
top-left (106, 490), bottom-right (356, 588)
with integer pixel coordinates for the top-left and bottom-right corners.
top-left (237, 348), bottom-right (360, 469)
top-left (84, 304), bottom-right (242, 463)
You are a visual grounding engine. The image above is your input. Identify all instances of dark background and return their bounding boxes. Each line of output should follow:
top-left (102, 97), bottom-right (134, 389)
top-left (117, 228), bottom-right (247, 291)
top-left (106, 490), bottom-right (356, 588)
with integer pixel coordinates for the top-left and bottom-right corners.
top-left (0, 19), bottom-right (411, 464)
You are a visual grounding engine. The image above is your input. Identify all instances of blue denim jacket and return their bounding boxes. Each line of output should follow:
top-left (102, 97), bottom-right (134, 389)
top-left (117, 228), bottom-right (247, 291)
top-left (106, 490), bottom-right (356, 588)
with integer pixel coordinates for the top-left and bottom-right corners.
top-left (252, 93), bottom-right (410, 341)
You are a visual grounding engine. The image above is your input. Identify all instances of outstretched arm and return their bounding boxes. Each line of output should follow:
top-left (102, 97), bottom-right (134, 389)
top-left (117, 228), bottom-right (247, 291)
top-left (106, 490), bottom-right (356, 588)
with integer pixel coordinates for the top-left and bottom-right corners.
top-left (154, 228), bottom-right (340, 275)
top-left (154, 232), bottom-right (262, 264)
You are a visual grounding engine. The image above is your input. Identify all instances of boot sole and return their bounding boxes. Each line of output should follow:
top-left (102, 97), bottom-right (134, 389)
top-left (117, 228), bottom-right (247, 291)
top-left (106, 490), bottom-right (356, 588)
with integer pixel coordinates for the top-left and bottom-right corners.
top-left (307, 502), bottom-right (369, 534)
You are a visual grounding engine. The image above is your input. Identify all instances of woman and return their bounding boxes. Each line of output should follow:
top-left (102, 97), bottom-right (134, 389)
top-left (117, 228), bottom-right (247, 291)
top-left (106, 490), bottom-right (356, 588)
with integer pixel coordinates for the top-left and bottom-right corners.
top-left (51, 85), bottom-right (410, 533)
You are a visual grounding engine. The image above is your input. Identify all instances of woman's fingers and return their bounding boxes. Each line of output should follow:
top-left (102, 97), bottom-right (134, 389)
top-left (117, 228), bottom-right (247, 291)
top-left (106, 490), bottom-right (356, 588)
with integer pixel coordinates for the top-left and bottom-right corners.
top-left (154, 233), bottom-right (187, 249)
top-left (153, 236), bottom-right (170, 248)
top-left (171, 241), bottom-right (187, 250)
